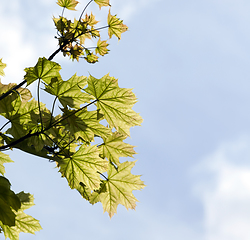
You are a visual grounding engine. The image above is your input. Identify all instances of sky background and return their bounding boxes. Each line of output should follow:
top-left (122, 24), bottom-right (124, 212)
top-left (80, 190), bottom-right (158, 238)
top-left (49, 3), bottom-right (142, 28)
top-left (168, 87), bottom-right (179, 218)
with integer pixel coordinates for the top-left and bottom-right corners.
top-left (1, 0), bottom-right (250, 239)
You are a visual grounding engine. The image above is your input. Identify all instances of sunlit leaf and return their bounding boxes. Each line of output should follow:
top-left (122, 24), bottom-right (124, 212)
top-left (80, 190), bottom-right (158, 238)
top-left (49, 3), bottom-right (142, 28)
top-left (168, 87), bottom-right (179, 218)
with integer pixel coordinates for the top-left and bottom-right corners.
top-left (84, 74), bottom-right (143, 136)
top-left (89, 161), bottom-right (145, 217)
top-left (0, 152), bottom-right (13, 176)
top-left (94, 0), bottom-right (111, 9)
top-left (0, 58), bottom-right (6, 77)
top-left (57, 0), bottom-right (79, 10)
top-left (99, 132), bottom-right (136, 166)
top-left (61, 108), bottom-right (111, 142)
top-left (58, 145), bottom-right (108, 190)
top-left (108, 10), bottom-right (128, 40)
top-left (24, 57), bottom-right (61, 85)
top-left (45, 74), bottom-right (93, 109)
top-left (95, 38), bottom-right (109, 56)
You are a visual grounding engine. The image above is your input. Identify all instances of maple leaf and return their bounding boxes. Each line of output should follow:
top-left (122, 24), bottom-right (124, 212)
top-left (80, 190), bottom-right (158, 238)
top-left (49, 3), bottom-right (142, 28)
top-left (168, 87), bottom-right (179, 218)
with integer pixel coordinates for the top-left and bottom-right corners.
top-left (84, 51), bottom-right (99, 63)
top-left (0, 189), bottom-right (42, 240)
top-left (0, 152), bottom-right (13, 176)
top-left (58, 145), bottom-right (108, 190)
top-left (95, 38), bottom-right (109, 56)
top-left (99, 132), bottom-right (136, 166)
top-left (84, 74), bottom-right (143, 136)
top-left (84, 12), bottom-right (99, 26)
top-left (5, 99), bottom-right (47, 139)
top-left (94, 0), bottom-right (111, 9)
top-left (0, 90), bottom-right (21, 120)
top-left (108, 10), bottom-right (128, 40)
top-left (61, 108), bottom-right (111, 142)
top-left (0, 176), bottom-right (21, 227)
top-left (24, 57), bottom-right (61, 85)
top-left (89, 161), bottom-right (145, 218)
top-left (57, 0), bottom-right (79, 11)
top-left (45, 74), bottom-right (93, 109)
top-left (0, 58), bottom-right (6, 77)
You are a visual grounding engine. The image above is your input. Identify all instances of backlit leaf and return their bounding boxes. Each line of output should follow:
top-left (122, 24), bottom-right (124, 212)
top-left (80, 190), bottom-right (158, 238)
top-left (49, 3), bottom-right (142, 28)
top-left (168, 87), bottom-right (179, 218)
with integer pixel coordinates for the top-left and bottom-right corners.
top-left (94, 0), bottom-right (111, 9)
top-left (45, 74), bottom-right (93, 109)
top-left (95, 38), bottom-right (109, 56)
top-left (108, 10), bottom-right (128, 40)
top-left (58, 145), bottom-right (108, 190)
top-left (99, 132), bottom-right (136, 166)
top-left (84, 74), bottom-right (143, 136)
top-left (57, 0), bottom-right (79, 10)
top-left (24, 57), bottom-right (61, 85)
top-left (0, 152), bottom-right (13, 176)
top-left (61, 108), bottom-right (111, 142)
top-left (0, 58), bottom-right (6, 77)
top-left (89, 161), bottom-right (145, 217)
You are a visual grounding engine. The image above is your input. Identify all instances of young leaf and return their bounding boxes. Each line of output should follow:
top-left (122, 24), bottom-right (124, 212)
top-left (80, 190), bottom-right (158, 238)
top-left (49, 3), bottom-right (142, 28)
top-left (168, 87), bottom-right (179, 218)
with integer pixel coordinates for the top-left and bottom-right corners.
top-left (0, 152), bottom-right (13, 176)
top-left (15, 211), bottom-right (42, 234)
top-left (58, 145), bottom-right (108, 190)
top-left (61, 108), bottom-right (111, 142)
top-left (0, 58), bottom-right (6, 77)
top-left (94, 0), bottom-right (111, 9)
top-left (95, 38), bottom-right (109, 56)
top-left (84, 12), bottom-right (99, 27)
top-left (84, 74), bottom-right (143, 136)
top-left (89, 161), bottom-right (145, 218)
top-left (24, 57), bottom-right (61, 85)
top-left (84, 51), bottom-right (99, 63)
top-left (45, 74), bottom-right (93, 109)
top-left (108, 10), bottom-right (128, 40)
top-left (99, 132), bottom-right (136, 166)
top-left (57, 0), bottom-right (79, 10)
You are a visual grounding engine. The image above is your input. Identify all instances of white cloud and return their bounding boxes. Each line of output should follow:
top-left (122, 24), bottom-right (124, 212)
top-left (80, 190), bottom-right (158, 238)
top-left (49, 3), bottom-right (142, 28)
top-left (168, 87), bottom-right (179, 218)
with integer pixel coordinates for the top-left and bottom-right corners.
top-left (192, 136), bottom-right (250, 240)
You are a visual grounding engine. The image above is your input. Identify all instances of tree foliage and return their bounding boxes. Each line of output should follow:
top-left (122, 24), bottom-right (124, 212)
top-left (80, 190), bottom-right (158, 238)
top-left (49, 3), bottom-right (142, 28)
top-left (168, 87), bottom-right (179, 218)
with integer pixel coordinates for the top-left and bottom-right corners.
top-left (0, 0), bottom-right (144, 239)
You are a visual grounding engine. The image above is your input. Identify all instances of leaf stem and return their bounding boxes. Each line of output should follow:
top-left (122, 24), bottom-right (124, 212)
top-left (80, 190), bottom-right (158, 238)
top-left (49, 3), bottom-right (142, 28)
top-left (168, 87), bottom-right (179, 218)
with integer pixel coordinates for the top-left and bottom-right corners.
top-left (37, 79), bottom-right (43, 130)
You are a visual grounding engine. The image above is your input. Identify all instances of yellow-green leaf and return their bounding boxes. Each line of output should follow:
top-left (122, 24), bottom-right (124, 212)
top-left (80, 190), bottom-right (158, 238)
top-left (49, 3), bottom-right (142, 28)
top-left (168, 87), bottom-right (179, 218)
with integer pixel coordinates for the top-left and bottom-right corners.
top-left (108, 10), bottom-right (128, 40)
top-left (99, 132), bottom-right (136, 166)
top-left (0, 152), bottom-right (13, 176)
top-left (95, 38), bottom-right (109, 56)
top-left (58, 145), bottom-right (108, 190)
top-left (0, 58), bottom-right (6, 77)
top-left (84, 74), bottom-right (143, 136)
top-left (89, 161), bottom-right (145, 217)
top-left (94, 0), bottom-right (111, 9)
top-left (57, 0), bottom-right (79, 10)
top-left (24, 57), bottom-right (61, 85)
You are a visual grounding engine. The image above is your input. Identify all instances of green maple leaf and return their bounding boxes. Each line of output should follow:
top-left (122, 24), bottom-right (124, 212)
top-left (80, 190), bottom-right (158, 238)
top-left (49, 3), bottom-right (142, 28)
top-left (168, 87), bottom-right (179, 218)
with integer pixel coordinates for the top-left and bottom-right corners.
top-left (84, 51), bottom-right (99, 63)
top-left (84, 12), bottom-right (99, 26)
top-left (61, 108), bottom-right (111, 142)
top-left (94, 0), bottom-right (111, 9)
top-left (0, 176), bottom-right (21, 227)
top-left (6, 99), bottom-right (46, 139)
top-left (0, 90), bottom-right (21, 120)
top-left (0, 58), bottom-right (6, 77)
top-left (89, 161), bottom-right (145, 218)
top-left (84, 74), bottom-right (143, 136)
top-left (0, 152), bottom-right (13, 176)
top-left (24, 57), bottom-right (61, 85)
top-left (108, 10), bottom-right (128, 40)
top-left (58, 145), bottom-right (108, 190)
top-left (95, 38), bottom-right (109, 56)
top-left (57, 0), bottom-right (79, 10)
top-left (0, 190), bottom-right (42, 239)
top-left (45, 74), bottom-right (93, 109)
top-left (99, 132), bottom-right (136, 166)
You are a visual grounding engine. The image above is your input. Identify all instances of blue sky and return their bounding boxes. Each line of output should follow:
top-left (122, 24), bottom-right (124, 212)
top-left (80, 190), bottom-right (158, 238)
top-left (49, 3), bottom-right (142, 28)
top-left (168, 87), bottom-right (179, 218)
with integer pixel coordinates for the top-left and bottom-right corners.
top-left (1, 0), bottom-right (250, 239)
